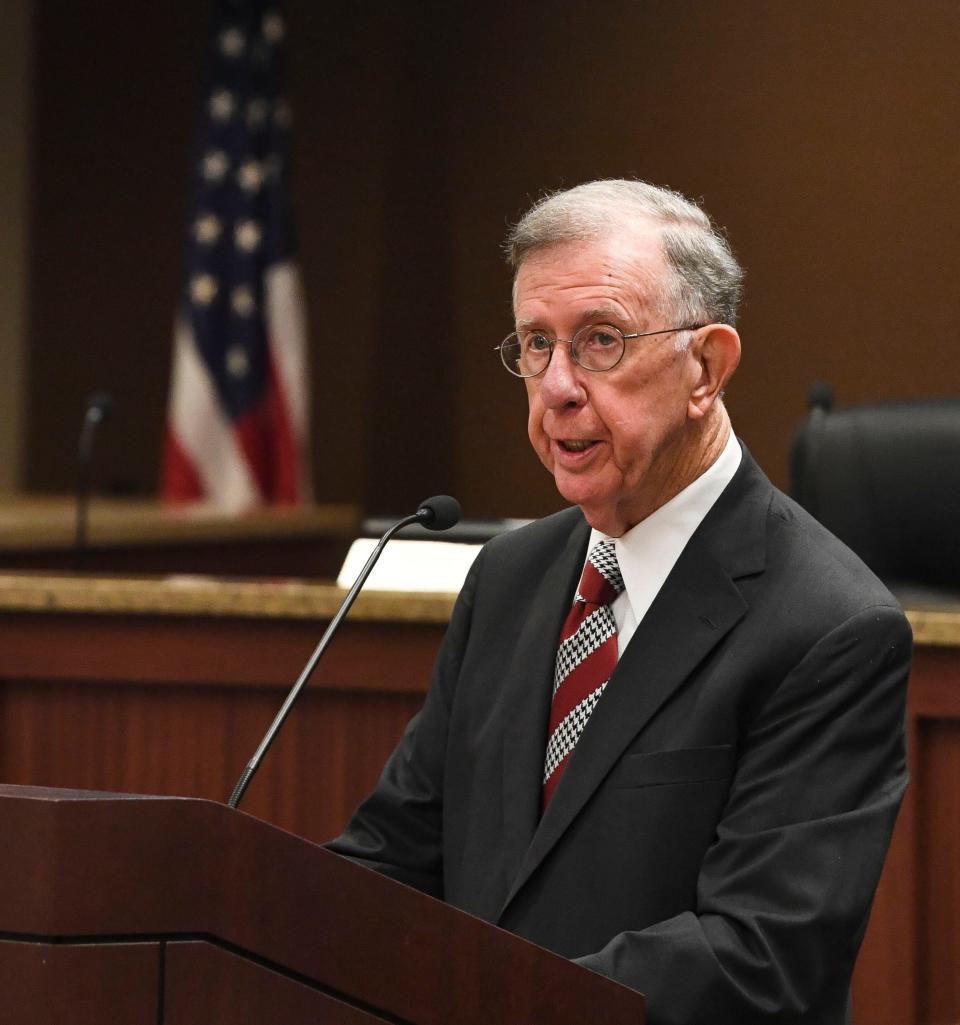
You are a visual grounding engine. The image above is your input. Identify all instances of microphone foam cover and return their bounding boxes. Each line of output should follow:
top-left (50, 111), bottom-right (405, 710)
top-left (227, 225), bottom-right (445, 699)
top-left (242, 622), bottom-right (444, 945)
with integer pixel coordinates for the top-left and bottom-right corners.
top-left (86, 391), bottom-right (115, 420)
top-left (417, 494), bottom-right (461, 531)
top-left (807, 380), bottom-right (834, 413)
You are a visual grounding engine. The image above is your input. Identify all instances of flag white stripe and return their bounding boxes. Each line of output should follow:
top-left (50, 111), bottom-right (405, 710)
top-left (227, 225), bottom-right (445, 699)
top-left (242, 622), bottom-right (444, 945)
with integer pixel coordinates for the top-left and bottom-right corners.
top-left (266, 260), bottom-right (311, 498)
top-left (266, 262), bottom-right (309, 438)
top-left (168, 317), bottom-right (260, 512)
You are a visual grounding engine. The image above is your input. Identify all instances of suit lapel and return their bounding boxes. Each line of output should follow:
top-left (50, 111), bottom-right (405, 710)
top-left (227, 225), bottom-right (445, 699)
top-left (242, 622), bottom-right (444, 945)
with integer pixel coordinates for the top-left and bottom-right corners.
top-left (498, 447), bottom-right (771, 917)
top-left (497, 517), bottom-right (590, 890)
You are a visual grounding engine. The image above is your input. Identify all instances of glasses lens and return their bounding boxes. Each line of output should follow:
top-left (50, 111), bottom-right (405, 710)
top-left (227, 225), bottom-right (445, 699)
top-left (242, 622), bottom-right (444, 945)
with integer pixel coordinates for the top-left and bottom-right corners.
top-left (500, 333), bottom-right (551, 377)
top-left (499, 335), bottom-right (524, 376)
top-left (572, 325), bottom-right (625, 371)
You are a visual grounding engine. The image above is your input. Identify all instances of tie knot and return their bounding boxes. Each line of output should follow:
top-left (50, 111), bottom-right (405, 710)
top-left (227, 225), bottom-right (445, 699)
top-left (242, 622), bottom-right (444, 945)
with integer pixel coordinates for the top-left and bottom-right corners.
top-left (576, 539), bottom-right (624, 606)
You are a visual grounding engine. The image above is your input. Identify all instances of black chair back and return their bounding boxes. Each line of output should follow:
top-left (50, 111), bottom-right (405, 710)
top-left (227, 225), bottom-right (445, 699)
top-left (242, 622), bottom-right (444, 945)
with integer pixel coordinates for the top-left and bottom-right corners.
top-left (790, 392), bottom-right (960, 589)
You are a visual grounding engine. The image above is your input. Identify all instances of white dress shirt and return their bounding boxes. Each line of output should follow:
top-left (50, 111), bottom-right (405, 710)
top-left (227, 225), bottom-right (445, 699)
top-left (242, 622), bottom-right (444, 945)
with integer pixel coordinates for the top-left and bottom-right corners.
top-left (585, 431), bottom-right (742, 658)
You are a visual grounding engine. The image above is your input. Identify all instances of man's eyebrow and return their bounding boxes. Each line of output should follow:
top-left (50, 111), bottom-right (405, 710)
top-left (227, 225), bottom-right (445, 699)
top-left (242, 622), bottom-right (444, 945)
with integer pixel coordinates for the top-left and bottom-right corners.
top-left (580, 306), bottom-right (626, 325)
top-left (515, 306), bottom-right (629, 333)
top-left (515, 317), bottom-right (541, 333)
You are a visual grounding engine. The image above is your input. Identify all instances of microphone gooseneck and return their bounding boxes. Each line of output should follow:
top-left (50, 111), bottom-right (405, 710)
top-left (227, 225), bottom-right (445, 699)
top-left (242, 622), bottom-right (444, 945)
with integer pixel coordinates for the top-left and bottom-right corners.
top-left (227, 494), bottom-right (462, 809)
top-left (74, 391), bottom-right (115, 570)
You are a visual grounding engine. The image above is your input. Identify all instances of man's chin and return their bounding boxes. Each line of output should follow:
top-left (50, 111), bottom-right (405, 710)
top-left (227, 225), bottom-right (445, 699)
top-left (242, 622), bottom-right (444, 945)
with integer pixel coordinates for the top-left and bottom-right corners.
top-left (553, 479), bottom-right (618, 534)
top-left (581, 506), bottom-right (629, 538)
top-left (552, 474), bottom-right (596, 510)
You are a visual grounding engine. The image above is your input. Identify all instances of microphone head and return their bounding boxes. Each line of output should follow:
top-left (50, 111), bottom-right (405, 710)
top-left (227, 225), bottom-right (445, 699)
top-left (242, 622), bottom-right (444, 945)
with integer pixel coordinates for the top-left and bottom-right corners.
top-left (85, 391), bottom-right (115, 424)
top-left (807, 380), bottom-right (834, 414)
top-left (416, 494), bottom-right (461, 531)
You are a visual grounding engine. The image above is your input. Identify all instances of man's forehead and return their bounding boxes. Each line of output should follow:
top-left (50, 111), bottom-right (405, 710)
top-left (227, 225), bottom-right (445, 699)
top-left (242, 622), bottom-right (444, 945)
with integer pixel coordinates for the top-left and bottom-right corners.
top-left (512, 231), bottom-right (669, 319)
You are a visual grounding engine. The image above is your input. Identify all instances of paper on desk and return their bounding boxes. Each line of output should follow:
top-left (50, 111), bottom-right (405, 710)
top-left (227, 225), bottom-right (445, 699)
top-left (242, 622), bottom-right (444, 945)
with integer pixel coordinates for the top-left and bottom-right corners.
top-left (337, 538), bottom-right (482, 593)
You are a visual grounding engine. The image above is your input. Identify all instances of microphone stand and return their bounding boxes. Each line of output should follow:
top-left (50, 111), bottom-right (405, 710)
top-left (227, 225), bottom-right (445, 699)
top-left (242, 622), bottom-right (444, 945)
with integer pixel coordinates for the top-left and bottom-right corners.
top-left (74, 393), bottom-right (114, 571)
top-left (227, 498), bottom-right (458, 809)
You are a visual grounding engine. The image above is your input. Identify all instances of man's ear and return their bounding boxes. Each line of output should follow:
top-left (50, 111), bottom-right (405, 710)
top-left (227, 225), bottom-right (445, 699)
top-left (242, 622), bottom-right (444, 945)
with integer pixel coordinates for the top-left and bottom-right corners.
top-left (688, 324), bottom-right (741, 419)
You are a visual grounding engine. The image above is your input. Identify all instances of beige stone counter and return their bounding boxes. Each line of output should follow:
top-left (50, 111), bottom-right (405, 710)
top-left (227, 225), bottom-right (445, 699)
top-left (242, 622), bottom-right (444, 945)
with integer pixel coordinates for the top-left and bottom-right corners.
top-left (900, 606), bottom-right (960, 647)
top-left (0, 572), bottom-right (456, 624)
top-left (0, 571), bottom-right (956, 643)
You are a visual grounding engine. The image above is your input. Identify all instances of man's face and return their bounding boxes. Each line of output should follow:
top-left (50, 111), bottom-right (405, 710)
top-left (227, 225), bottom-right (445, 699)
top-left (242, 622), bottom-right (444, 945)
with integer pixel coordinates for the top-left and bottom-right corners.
top-left (516, 231), bottom-right (705, 536)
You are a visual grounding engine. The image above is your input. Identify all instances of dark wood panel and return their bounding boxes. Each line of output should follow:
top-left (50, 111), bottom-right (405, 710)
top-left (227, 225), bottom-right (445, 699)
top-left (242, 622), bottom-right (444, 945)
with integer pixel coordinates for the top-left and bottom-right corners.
top-left (0, 618), bottom-right (434, 844)
top-left (0, 604), bottom-right (957, 1023)
top-left (850, 712), bottom-right (919, 1025)
top-left (0, 788), bottom-right (646, 1025)
top-left (0, 605), bottom-right (440, 843)
top-left (852, 645), bottom-right (960, 1025)
top-left (165, 941), bottom-right (392, 1024)
top-left (911, 646), bottom-right (960, 715)
top-left (0, 939), bottom-right (159, 1024)
top-left (0, 682), bottom-right (421, 841)
top-left (917, 720), bottom-right (960, 1024)
top-left (0, 612), bottom-right (443, 690)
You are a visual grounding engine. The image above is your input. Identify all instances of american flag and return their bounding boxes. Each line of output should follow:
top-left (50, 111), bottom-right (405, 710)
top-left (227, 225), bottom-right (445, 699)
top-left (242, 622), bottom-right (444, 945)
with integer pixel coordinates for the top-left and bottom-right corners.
top-left (162, 0), bottom-right (311, 510)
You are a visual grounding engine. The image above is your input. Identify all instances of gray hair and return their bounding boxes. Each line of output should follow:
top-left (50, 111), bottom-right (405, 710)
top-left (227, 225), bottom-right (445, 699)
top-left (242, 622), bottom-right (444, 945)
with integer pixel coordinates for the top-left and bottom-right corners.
top-left (505, 179), bottom-right (744, 327)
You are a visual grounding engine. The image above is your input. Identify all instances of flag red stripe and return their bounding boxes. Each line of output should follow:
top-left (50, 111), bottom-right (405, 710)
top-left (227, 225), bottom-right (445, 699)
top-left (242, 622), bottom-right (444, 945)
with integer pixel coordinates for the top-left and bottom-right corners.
top-left (266, 344), bottom-right (301, 502)
top-left (229, 352), bottom-right (301, 505)
top-left (161, 428), bottom-right (205, 504)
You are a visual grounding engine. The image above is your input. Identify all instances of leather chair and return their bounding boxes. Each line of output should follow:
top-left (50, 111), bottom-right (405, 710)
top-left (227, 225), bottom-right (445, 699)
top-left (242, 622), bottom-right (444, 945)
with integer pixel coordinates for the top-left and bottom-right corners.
top-left (790, 385), bottom-right (960, 590)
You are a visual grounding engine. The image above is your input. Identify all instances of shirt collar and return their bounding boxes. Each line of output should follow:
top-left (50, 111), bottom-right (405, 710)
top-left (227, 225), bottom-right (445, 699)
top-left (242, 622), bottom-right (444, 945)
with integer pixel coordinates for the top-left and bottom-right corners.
top-left (588, 430), bottom-right (742, 627)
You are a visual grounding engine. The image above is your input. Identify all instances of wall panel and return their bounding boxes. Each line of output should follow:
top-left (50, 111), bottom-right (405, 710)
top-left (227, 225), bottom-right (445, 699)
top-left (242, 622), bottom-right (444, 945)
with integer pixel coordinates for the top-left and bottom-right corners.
top-left (26, 2), bottom-right (960, 516)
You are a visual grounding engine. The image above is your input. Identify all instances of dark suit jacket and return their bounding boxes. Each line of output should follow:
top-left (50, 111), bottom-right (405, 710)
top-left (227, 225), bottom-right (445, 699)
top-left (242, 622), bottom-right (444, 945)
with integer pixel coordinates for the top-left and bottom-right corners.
top-left (327, 447), bottom-right (911, 1024)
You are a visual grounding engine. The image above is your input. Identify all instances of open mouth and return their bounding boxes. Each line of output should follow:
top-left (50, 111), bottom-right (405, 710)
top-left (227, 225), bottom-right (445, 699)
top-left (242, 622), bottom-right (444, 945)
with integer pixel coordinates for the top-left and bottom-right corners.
top-left (559, 439), bottom-right (598, 453)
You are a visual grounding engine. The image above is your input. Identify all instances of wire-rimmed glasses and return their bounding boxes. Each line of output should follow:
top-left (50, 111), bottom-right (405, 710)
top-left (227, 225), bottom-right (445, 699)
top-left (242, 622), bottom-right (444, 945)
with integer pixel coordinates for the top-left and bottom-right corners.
top-left (496, 323), bottom-right (704, 378)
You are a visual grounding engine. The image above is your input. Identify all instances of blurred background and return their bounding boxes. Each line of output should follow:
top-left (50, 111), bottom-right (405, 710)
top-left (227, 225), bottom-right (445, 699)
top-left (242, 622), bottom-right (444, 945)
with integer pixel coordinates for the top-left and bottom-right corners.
top-left (1, 7), bottom-right (958, 1021)
top-left (2, 0), bottom-right (958, 522)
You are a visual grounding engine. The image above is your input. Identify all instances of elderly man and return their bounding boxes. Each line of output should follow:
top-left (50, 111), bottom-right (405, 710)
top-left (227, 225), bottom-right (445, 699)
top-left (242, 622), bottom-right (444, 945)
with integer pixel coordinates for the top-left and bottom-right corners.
top-left (328, 180), bottom-right (910, 1024)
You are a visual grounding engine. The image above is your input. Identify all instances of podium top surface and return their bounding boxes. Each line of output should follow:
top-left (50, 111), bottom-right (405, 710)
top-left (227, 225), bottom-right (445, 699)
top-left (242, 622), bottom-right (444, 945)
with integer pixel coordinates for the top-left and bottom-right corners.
top-left (0, 785), bottom-right (645, 1025)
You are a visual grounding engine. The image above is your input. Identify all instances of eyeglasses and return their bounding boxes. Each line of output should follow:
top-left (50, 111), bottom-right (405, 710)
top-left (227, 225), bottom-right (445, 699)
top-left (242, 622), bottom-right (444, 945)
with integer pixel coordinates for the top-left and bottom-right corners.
top-left (496, 323), bottom-right (705, 378)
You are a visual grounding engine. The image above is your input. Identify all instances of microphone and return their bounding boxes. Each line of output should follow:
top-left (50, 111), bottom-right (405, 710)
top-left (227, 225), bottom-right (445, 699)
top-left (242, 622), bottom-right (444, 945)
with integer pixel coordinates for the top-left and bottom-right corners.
top-left (82, 391), bottom-right (115, 428)
top-left (807, 380), bottom-right (834, 415)
top-left (415, 493), bottom-right (461, 531)
top-left (227, 494), bottom-right (461, 809)
top-left (74, 391), bottom-right (115, 570)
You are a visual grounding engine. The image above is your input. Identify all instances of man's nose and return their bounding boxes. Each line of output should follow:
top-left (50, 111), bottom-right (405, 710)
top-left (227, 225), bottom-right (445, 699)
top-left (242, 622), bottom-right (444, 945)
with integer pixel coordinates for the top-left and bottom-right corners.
top-left (539, 343), bottom-right (587, 409)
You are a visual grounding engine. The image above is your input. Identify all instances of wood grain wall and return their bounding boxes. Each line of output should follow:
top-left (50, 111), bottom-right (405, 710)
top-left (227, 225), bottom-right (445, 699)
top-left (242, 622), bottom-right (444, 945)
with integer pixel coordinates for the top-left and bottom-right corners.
top-left (1, 602), bottom-right (958, 1025)
top-left (25, 0), bottom-right (960, 517)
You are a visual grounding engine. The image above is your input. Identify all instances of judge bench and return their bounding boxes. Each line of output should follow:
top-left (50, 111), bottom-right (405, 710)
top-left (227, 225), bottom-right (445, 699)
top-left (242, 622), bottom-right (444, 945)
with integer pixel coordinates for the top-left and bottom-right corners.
top-left (0, 500), bottom-right (957, 1023)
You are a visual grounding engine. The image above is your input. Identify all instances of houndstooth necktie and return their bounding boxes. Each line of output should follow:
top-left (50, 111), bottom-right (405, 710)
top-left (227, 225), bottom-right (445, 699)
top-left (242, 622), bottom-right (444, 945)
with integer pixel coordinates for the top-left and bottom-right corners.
top-left (542, 538), bottom-right (625, 808)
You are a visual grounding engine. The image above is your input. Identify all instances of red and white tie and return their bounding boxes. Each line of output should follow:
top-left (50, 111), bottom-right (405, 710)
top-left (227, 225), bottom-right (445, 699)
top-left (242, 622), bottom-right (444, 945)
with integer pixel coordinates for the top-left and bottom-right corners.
top-left (542, 539), bottom-right (624, 808)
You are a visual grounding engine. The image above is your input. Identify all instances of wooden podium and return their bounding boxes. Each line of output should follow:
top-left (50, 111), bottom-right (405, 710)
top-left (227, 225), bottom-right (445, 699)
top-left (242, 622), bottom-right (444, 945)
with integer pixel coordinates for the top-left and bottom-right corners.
top-left (0, 785), bottom-right (645, 1025)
